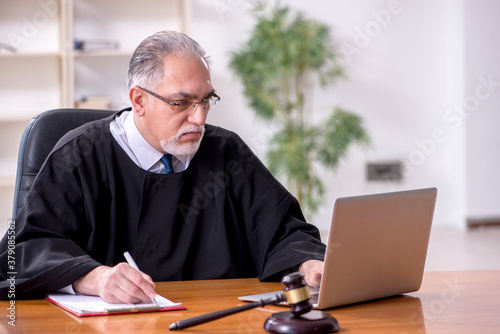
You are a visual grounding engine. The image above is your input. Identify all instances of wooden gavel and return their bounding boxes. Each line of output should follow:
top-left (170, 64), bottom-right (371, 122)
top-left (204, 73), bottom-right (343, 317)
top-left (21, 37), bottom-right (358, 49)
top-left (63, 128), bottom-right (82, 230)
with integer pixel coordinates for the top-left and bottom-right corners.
top-left (168, 272), bottom-right (312, 330)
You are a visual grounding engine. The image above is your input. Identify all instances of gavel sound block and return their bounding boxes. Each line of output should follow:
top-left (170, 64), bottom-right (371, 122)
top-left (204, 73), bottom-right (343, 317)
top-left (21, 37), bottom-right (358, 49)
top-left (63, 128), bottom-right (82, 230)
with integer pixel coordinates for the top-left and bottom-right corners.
top-left (169, 272), bottom-right (339, 333)
top-left (264, 272), bottom-right (338, 334)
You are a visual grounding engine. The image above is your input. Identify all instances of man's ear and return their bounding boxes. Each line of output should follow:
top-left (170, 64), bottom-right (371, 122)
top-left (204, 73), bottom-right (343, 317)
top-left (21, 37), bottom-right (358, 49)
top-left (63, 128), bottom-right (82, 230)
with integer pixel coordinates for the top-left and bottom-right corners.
top-left (129, 86), bottom-right (146, 116)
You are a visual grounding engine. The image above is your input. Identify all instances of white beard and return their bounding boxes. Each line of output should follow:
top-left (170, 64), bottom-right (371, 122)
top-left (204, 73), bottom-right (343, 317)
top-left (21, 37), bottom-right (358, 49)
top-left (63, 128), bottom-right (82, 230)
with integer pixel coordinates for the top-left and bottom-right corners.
top-left (160, 124), bottom-right (205, 156)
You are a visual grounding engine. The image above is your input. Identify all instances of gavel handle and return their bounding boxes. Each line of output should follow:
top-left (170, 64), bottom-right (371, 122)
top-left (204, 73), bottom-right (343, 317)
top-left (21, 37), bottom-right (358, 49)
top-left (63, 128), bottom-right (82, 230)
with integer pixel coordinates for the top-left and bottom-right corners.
top-left (169, 293), bottom-right (284, 330)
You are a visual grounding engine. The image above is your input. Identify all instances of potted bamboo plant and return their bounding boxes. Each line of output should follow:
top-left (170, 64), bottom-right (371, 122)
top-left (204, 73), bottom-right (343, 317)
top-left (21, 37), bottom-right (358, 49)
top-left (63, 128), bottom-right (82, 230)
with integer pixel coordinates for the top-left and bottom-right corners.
top-left (230, 2), bottom-right (370, 216)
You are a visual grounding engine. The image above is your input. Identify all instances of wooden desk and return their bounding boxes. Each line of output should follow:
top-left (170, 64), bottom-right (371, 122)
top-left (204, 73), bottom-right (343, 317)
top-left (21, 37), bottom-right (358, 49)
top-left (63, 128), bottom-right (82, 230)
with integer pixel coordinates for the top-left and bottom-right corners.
top-left (1, 270), bottom-right (499, 333)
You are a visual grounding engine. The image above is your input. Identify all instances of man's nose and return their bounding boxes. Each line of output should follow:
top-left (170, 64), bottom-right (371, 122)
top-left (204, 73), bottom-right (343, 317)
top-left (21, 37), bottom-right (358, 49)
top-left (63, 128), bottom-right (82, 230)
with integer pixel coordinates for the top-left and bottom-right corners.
top-left (187, 104), bottom-right (208, 125)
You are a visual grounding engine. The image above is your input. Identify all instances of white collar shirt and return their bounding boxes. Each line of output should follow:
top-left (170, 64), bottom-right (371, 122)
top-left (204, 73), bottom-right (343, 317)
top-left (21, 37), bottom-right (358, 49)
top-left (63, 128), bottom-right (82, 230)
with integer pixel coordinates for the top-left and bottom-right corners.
top-left (109, 110), bottom-right (194, 173)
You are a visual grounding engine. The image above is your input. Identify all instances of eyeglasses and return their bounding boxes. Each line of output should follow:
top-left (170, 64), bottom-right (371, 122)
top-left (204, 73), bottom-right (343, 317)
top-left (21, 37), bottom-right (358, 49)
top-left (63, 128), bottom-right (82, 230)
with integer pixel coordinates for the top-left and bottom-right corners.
top-left (138, 86), bottom-right (220, 113)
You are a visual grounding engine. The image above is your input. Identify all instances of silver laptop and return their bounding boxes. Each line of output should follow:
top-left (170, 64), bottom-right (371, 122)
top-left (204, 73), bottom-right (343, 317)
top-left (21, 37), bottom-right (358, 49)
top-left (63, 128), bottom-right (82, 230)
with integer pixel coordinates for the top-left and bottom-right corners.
top-left (239, 187), bottom-right (437, 309)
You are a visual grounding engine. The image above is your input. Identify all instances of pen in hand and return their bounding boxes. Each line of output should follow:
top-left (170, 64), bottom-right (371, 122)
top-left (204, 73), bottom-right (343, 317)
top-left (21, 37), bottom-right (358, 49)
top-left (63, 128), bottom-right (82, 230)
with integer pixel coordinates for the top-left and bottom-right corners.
top-left (123, 251), bottom-right (158, 305)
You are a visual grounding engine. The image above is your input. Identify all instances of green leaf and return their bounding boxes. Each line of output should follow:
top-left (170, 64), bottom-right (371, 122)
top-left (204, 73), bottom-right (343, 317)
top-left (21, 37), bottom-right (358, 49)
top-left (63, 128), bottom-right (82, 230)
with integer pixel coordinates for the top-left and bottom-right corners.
top-left (316, 107), bottom-right (371, 168)
top-left (228, 1), bottom-right (371, 216)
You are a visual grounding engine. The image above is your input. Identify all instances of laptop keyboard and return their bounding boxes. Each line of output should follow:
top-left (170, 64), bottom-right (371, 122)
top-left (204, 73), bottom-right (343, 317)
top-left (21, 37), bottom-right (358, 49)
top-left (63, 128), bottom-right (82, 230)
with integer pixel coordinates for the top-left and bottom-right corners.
top-left (309, 286), bottom-right (320, 304)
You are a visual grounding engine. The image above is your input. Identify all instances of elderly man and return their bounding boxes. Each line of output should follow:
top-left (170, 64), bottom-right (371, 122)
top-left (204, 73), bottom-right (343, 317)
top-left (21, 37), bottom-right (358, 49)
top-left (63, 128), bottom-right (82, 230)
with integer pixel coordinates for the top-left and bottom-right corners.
top-left (0, 31), bottom-right (325, 303)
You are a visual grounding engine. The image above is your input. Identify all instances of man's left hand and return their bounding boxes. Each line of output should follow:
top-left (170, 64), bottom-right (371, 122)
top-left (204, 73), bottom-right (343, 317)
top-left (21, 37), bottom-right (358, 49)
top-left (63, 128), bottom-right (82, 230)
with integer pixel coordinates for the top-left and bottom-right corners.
top-left (298, 260), bottom-right (324, 287)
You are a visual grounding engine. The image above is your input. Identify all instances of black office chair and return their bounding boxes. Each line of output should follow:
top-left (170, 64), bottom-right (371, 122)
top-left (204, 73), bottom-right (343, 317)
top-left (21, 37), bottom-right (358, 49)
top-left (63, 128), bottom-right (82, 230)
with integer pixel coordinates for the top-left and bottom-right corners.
top-left (12, 108), bottom-right (117, 218)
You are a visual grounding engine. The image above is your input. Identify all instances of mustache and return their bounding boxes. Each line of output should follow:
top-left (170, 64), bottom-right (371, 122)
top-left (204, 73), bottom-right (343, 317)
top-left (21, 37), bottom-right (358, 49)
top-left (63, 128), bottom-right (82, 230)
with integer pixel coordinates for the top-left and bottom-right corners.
top-left (175, 125), bottom-right (205, 140)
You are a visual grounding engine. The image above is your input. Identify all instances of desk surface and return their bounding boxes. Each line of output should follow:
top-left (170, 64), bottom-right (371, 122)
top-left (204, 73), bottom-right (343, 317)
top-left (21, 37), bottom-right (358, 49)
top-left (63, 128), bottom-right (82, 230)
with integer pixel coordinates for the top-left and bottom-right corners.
top-left (1, 270), bottom-right (499, 334)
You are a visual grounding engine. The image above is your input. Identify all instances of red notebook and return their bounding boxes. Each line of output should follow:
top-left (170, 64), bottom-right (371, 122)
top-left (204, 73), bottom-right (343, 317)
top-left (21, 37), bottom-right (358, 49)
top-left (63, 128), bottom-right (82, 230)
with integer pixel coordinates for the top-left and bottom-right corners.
top-left (45, 292), bottom-right (185, 317)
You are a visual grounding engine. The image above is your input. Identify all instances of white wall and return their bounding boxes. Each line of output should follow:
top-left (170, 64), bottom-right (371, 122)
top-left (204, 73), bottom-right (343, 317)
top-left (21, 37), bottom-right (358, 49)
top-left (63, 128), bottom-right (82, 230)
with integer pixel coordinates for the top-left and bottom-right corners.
top-left (4, 1), bottom-right (497, 237)
top-left (190, 0), bottom-right (498, 234)
top-left (464, 0), bottom-right (500, 220)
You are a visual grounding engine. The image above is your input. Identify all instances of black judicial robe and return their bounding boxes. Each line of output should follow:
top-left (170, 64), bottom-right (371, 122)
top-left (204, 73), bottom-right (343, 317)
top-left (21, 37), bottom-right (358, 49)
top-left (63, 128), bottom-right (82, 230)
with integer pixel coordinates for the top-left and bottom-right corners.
top-left (0, 112), bottom-right (325, 298)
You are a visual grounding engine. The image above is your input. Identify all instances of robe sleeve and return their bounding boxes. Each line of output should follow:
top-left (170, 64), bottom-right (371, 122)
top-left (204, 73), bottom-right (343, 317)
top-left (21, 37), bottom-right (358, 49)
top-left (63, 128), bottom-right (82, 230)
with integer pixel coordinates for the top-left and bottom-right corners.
top-left (0, 133), bottom-right (103, 299)
top-left (223, 131), bottom-right (326, 281)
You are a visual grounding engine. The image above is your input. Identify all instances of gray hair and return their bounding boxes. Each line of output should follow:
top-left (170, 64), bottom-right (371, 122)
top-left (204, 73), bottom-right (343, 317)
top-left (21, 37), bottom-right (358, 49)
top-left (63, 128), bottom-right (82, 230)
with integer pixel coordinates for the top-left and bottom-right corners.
top-left (127, 30), bottom-right (211, 89)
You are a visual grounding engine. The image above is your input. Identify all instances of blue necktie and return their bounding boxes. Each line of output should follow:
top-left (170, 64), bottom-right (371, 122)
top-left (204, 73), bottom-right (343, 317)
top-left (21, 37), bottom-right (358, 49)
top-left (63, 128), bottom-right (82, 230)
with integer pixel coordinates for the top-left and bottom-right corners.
top-left (160, 154), bottom-right (174, 174)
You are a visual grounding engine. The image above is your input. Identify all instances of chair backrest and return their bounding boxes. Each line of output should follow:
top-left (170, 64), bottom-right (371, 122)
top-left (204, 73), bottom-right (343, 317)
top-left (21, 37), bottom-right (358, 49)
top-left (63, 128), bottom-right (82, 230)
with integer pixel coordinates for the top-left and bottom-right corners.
top-left (12, 108), bottom-right (117, 218)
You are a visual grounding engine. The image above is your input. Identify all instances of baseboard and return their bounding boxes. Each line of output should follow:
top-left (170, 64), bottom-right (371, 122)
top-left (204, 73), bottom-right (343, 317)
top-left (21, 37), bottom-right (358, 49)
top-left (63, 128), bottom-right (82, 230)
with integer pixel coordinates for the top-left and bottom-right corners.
top-left (467, 217), bottom-right (500, 228)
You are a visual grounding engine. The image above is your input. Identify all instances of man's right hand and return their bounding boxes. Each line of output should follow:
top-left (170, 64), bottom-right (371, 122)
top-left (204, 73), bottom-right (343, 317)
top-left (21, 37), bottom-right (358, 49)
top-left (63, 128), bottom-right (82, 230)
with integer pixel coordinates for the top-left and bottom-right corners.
top-left (72, 263), bottom-right (157, 304)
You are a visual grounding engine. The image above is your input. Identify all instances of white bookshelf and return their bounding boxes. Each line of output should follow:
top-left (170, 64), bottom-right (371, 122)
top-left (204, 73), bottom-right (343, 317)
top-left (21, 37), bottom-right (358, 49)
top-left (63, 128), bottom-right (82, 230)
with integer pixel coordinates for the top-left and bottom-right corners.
top-left (0, 0), bottom-right (190, 229)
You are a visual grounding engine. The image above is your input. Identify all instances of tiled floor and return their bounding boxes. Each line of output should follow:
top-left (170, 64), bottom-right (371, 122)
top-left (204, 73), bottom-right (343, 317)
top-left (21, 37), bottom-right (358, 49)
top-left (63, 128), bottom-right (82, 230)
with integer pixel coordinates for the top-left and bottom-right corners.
top-left (425, 225), bottom-right (500, 271)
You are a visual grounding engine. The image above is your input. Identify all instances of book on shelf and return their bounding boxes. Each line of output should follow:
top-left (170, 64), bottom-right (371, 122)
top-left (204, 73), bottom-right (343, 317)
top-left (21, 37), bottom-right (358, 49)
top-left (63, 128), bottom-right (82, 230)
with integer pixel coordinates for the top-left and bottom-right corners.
top-left (0, 42), bottom-right (16, 53)
top-left (76, 96), bottom-right (113, 109)
top-left (74, 39), bottom-right (120, 52)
